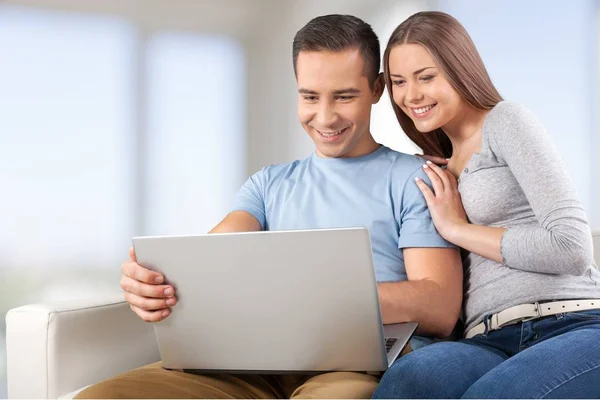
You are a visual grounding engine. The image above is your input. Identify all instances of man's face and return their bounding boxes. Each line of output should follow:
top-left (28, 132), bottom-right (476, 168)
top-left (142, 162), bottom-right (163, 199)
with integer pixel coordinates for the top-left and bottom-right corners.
top-left (296, 49), bottom-right (383, 158)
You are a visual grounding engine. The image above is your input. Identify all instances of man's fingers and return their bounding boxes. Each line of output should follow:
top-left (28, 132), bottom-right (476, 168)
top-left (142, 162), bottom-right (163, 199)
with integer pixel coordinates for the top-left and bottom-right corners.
top-left (122, 260), bottom-right (164, 284)
top-left (130, 304), bottom-right (171, 323)
top-left (124, 291), bottom-right (177, 311)
top-left (120, 275), bottom-right (175, 298)
top-left (129, 247), bottom-right (137, 262)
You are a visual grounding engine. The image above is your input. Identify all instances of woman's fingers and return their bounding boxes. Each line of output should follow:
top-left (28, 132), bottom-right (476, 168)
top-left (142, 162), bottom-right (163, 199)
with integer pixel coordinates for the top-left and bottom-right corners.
top-left (422, 161), bottom-right (445, 194)
top-left (444, 169), bottom-right (459, 191)
top-left (415, 154), bottom-right (449, 166)
top-left (414, 177), bottom-right (435, 205)
top-left (425, 161), bottom-right (452, 192)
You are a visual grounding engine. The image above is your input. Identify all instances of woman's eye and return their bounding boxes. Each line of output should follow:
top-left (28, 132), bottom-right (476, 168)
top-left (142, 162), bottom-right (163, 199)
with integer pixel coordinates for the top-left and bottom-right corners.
top-left (392, 79), bottom-right (405, 86)
top-left (420, 75), bottom-right (434, 82)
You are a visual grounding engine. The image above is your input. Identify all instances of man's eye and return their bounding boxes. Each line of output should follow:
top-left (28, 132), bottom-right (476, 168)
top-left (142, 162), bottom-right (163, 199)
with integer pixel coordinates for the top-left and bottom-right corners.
top-left (303, 96), bottom-right (317, 101)
top-left (336, 96), bottom-right (355, 101)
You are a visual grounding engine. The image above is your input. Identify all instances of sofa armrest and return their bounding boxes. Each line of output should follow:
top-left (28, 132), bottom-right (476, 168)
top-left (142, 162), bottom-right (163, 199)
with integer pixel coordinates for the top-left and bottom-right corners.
top-left (6, 294), bottom-right (160, 399)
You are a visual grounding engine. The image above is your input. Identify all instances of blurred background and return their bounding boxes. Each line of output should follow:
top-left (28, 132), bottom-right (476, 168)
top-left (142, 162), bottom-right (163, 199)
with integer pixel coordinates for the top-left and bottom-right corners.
top-left (0, 0), bottom-right (598, 396)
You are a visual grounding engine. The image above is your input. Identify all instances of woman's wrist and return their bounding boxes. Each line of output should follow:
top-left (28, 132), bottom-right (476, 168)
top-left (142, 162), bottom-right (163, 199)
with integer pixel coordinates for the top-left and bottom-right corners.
top-left (444, 221), bottom-right (470, 246)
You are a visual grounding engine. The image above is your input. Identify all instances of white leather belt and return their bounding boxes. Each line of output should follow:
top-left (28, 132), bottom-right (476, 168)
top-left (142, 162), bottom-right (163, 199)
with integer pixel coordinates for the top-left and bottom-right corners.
top-left (465, 299), bottom-right (600, 339)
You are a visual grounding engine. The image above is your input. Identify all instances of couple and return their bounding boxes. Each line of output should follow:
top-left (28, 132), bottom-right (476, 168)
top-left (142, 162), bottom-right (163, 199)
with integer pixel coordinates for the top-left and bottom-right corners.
top-left (78, 11), bottom-right (600, 399)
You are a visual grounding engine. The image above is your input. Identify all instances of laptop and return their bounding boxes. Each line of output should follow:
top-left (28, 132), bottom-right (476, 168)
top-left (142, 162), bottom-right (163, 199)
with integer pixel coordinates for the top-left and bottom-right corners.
top-left (132, 227), bottom-right (418, 373)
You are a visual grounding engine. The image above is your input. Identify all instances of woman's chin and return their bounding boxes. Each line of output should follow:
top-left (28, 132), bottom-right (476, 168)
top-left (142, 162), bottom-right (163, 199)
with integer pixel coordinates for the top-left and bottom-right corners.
top-left (414, 125), bottom-right (435, 133)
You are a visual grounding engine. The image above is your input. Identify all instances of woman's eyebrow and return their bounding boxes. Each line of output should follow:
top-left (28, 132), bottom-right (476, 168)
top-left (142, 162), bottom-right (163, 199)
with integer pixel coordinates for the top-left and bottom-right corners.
top-left (390, 66), bottom-right (437, 78)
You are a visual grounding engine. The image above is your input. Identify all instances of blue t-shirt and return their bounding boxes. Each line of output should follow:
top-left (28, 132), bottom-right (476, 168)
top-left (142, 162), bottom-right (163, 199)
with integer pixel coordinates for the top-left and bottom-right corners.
top-left (232, 146), bottom-right (452, 283)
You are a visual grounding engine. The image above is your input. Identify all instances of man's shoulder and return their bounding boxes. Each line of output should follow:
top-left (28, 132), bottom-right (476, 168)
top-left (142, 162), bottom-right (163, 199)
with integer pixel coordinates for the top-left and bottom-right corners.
top-left (382, 147), bottom-right (426, 179)
top-left (253, 157), bottom-right (309, 181)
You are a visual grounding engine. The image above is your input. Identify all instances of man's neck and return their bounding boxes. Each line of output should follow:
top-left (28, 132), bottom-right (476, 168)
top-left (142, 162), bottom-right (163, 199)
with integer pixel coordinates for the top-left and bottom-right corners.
top-left (342, 134), bottom-right (381, 158)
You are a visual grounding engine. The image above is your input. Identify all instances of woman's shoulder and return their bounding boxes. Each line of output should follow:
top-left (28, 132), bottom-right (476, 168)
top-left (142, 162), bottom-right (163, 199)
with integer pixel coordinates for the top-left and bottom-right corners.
top-left (482, 100), bottom-right (551, 163)
top-left (486, 101), bottom-right (538, 128)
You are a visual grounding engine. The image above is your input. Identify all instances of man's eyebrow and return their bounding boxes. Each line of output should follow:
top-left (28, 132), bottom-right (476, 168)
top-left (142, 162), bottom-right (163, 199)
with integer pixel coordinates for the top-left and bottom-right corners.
top-left (298, 88), bottom-right (361, 95)
top-left (298, 88), bottom-right (318, 94)
top-left (332, 88), bottom-right (361, 95)
top-left (390, 66), bottom-right (437, 78)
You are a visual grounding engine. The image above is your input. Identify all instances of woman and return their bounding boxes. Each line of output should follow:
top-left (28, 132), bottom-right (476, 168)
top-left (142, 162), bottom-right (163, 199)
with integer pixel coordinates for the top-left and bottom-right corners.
top-left (373, 11), bottom-right (600, 399)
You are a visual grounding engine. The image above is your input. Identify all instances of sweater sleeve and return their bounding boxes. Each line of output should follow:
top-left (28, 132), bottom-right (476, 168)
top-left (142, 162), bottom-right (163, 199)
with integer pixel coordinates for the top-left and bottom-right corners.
top-left (490, 102), bottom-right (593, 275)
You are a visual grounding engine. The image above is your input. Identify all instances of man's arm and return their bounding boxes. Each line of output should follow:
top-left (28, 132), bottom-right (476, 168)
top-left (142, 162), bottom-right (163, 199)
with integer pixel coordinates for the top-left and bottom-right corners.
top-left (378, 247), bottom-right (462, 337)
top-left (210, 211), bottom-right (262, 233)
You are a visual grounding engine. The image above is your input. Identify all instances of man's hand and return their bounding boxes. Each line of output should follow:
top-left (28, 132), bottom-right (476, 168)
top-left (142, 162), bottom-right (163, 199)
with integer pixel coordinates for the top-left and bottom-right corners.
top-left (120, 211), bottom-right (260, 323)
top-left (120, 247), bottom-right (177, 322)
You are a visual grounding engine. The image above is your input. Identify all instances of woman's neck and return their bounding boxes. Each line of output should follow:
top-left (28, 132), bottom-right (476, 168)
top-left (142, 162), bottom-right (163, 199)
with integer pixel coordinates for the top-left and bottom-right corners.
top-left (443, 106), bottom-right (490, 153)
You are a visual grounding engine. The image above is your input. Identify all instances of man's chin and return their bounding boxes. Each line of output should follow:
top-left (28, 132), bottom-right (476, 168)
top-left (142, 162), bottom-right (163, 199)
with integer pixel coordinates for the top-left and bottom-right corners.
top-left (315, 145), bottom-right (344, 159)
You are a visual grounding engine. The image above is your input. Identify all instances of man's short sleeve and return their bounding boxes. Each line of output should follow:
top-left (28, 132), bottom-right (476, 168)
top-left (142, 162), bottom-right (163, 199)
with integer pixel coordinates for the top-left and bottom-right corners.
top-left (232, 168), bottom-right (267, 229)
top-left (397, 168), bottom-right (455, 249)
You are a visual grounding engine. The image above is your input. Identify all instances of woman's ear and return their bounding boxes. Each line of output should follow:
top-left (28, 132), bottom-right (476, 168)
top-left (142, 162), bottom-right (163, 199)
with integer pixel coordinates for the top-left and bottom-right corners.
top-left (372, 73), bottom-right (385, 104)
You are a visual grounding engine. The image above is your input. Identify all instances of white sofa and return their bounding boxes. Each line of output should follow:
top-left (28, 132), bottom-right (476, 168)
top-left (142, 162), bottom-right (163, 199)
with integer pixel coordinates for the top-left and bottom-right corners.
top-left (6, 295), bottom-right (160, 399)
top-left (6, 232), bottom-right (600, 399)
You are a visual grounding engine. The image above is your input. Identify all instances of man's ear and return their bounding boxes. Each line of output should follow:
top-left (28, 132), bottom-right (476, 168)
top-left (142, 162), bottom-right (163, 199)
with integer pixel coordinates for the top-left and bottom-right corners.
top-left (372, 72), bottom-right (385, 104)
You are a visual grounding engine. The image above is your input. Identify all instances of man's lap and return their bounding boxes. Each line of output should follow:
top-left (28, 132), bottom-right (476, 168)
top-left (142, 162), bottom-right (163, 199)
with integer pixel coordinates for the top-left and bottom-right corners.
top-left (75, 361), bottom-right (379, 399)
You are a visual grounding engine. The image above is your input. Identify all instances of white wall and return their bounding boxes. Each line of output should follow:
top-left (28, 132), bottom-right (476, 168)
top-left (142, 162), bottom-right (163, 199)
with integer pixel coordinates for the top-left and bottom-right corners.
top-left (3, 0), bottom-right (266, 35)
top-left (437, 0), bottom-right (599, 229)
top-left (4, 0), bottom-right (428, 174)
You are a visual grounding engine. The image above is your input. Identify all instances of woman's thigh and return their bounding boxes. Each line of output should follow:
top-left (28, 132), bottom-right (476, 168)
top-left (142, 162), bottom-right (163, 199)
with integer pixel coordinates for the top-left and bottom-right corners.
top-left (373, 341), bottom-right (507, 399)
top-left (463, 319), bottom-right (600, 399)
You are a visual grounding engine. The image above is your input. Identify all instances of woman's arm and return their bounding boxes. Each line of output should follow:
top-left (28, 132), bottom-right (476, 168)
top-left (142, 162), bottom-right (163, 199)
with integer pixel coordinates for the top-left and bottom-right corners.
top-left (487, 103), bottom-right (593, 275)
top-left (417, 103), bottom-right (594, 275)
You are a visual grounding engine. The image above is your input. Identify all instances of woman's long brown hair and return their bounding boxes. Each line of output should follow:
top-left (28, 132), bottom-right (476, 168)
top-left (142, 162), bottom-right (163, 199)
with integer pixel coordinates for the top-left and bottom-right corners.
top-left (383, 11), bottom-right (503, 158)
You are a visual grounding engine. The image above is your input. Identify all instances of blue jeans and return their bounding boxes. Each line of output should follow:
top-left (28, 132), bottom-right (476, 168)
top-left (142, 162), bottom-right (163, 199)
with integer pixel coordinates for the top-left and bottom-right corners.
top-left (373, 310), bottom-right (600, 399)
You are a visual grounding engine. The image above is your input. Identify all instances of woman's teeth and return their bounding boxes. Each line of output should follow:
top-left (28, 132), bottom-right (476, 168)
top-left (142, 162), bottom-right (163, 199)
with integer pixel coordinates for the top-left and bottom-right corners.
top-left (414, 104), bottom-right (435, 114)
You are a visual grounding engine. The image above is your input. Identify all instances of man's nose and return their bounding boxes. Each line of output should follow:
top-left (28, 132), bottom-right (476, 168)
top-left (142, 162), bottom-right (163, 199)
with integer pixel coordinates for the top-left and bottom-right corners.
top-left (316, 102), bottom-right (338, 127)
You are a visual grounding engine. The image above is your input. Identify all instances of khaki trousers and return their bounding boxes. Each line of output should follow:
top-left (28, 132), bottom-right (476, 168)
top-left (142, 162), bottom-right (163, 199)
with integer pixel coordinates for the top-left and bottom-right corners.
top-left (76, 344), bottom-right (411, 399)
top-left (75, 362), bottom-right (379, 399)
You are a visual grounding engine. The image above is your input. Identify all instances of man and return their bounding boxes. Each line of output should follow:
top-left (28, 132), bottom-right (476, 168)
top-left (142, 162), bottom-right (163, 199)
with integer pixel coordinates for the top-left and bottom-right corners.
top-left (78, 14), bottom-right (462, 399)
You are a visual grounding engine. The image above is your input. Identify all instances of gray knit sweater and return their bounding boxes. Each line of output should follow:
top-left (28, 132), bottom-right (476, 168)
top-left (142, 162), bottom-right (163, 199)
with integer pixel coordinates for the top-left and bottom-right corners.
top-left (459, 101), bottom-right (600, 333)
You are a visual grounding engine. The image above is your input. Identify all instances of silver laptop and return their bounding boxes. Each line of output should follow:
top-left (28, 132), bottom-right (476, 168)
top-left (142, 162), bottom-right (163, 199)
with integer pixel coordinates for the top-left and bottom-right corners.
top-left (132, 227), bottom-right (417, 373)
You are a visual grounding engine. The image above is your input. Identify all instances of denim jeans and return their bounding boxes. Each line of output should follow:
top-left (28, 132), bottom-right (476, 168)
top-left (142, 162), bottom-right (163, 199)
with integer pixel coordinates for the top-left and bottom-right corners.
top-left (373, 309), bottom-right (600, 399)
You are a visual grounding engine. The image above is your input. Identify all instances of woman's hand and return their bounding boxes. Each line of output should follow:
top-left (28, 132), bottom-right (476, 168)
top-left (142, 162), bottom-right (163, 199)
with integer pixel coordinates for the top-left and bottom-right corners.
top-left (415, 154), bottom-right (449, 166)
top-left (415, 161), bottom-right (468, 242)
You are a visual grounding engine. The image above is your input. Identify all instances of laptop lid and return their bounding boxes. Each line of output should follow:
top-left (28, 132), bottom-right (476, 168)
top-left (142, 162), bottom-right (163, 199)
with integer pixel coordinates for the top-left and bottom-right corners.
top-left (133, 227), bottom-right (414, 373)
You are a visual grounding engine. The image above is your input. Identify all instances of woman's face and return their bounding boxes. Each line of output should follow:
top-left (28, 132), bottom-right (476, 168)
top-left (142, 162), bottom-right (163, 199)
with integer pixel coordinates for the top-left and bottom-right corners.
top-left (388, 43), bottom-right (466, 133)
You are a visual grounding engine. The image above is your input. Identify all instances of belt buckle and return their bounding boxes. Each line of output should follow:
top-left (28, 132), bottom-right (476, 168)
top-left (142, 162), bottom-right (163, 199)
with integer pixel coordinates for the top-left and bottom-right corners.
top-left (486, 313), bottom-right (500, 332)
top-left (520, 301), bottom-right (542, 323)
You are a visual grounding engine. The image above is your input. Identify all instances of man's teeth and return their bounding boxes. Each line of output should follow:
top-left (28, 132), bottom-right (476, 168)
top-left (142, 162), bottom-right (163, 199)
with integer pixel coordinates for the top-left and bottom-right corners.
top-left (320, 129), bottom-right (345, 137)
top-left (414, 105), bottom-right (435, 115)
